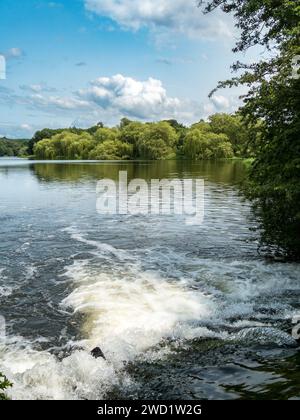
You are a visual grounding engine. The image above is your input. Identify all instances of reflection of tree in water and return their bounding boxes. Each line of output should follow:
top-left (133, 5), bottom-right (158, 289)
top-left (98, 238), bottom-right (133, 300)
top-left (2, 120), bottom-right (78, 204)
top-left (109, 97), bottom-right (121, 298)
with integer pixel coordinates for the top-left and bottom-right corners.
top-left (31, 161), bottom-right (247, 185)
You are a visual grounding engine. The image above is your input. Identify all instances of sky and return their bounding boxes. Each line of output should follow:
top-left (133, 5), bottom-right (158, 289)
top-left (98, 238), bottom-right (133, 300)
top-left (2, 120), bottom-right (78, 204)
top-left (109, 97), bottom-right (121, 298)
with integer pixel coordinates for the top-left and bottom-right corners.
top-left (0, 0), bottom-right (257, 138)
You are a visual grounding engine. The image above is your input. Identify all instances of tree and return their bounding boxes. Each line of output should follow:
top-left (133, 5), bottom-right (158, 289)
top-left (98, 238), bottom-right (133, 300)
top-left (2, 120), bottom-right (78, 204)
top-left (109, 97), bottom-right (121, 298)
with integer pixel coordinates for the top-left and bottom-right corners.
top-left (209, 113), bottom-right (250, 156)
top-left (183, 129), bottom-right (233, 160)
top-left (200, 0), bottom-right (300, 258)
top-left (163, 119), bottom-right (188, 151)
top-left (86, 122), bottom-right (104, 135)
top-left (89, 140), bottom-right (133, 160)
top-left (137, 122), bottom-right (178, 160)
top-left (119, 121), bottom-right (146, 158)
top-left (162, 119), bottom-right (186, 131)
top-left (191, 120), bottom-right (212, 132)
top-left (0, 138), bottom-right (29, 157)
top-left (34, 132), bottom-right (95, 159)
top-left (28, 128), bottom-right (64, 155)
top-left (119, 118), bottom-right (133, 129)
top-left (94, 127), bottom-right (119, 143)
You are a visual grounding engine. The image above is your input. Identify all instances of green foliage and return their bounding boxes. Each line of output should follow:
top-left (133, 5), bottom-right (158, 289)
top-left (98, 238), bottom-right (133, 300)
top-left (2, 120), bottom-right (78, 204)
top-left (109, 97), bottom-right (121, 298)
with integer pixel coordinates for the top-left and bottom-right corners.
top-left (119, 121), bottom-right (146, 158)
top-left (191, 120), bottom-right (212, 132)
top-left (34, 132), bottom-right (95, 160)
top-left (89, 140), bottom-right (133, 160)
top-left (0, 373), bottom-right (12, 400)
top-left (85, 122), bottom-right (104, 135)
top-left (94, 127), bottom-right (119, 143)
top-left (32, 114), bottom-right (254, 162)
top-left (28, 128), bottom-right (64, 155)
top-left (0, 138), bottom-right (29, 157)
top-left (119, 117), bottom-right (133, 129)
top-left (208, 113), bottom-right (251, 156)
top-left (201, 0), bottom-right (300, 259)
top-left (137, 122), bottom-right (178, 160)
top-left (183, 129), bottom-right (233, 160)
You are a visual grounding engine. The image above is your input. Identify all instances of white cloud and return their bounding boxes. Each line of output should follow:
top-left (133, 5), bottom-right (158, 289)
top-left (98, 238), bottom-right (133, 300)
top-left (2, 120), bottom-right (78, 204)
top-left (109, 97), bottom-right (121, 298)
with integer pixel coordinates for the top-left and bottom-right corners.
top-left (78, 74), bottom-right (183, 119)
top-left (77, 75), bottom-right (238, 122)
top-left (17, 74), bottom-right (209, 124)
top-left (28, 94), bottom-right (90, 110)
top-left (210, 95), bottom-right (230, 111)
top-left (84, 0), bottom-right (234, 40)
top-left (0, 72), bottom-right (240, 134)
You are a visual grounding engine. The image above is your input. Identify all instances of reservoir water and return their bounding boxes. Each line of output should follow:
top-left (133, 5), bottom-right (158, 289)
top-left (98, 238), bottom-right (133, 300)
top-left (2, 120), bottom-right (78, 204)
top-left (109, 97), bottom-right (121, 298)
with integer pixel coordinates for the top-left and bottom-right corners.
top-left (0, 159), bottom-right (299, 400)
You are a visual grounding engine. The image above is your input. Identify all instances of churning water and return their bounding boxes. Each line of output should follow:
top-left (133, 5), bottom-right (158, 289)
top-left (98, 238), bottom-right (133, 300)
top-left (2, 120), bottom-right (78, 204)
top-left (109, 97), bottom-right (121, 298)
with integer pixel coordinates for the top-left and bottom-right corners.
top-left (0, 159), bottom-right (299, 400)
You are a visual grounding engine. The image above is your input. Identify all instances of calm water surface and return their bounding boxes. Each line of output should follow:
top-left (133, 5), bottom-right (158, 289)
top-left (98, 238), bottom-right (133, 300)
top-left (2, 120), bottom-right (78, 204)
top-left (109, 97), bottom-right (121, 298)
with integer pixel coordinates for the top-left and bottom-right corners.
top-left (0, 159), bottom-right (299, 400)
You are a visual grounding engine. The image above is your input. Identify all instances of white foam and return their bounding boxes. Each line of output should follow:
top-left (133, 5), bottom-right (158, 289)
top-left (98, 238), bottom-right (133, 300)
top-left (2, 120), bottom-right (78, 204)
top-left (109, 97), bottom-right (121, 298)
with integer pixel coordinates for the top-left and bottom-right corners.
top-left (1, 347), bottom-right (125, 400)
top-left (1, 245), bottom-right (217, 400)
top-left (62, 261), bottom-right (215, 365)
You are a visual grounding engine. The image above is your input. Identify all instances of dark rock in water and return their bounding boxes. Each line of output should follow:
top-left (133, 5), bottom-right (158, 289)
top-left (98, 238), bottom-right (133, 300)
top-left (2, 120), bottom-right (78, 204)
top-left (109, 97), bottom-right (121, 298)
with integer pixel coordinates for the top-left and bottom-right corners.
top-left (91, 347), bottom-right (106, 360)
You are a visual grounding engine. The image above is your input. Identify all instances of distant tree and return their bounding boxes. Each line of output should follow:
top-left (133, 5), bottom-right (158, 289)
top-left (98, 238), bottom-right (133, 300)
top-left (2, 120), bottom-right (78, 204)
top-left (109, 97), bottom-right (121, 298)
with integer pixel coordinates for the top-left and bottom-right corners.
top-left (163, 119), bottom-right (188, 150)
top-left (86, 122), bottom-right (104, 135)
top-left (89, 140), bottom-right (133, 160)
top-left (138, 122), bottom-right (178, 160)
top-left (208, 113), bottom-right (250, 156)
top-left (119, 118), bottom-right (133, 129)
top-left (28, 128), bottom-right (64, 155)
top-left (0, 138), bottom-right (29, 157)
top-left (94, 127), bottom-right (119, 143)
top-left (162, 119), bottom-right (186, 131)
top-left (34, 132), bottom-right (95, 160)
top-left (119, 121), bottom-right (146, 158)
top-left (191, 121), bottom-right (212, 132)
top-left (183, 129), bottom-right (233, 159)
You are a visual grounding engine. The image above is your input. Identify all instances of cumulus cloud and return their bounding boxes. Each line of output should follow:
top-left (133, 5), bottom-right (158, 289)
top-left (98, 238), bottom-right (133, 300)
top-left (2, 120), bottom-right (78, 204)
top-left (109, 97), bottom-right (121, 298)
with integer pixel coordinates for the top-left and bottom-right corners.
top-left (19, 74), bottom-right (209, 123)
top-left (78, 74), bottom-right (183, 119)
top-left (0, 72), bottom-right (239, 133)
top-left (19, 76), bottom-right (236, 120)
top-left (84, 0), bottom-right (234, 40)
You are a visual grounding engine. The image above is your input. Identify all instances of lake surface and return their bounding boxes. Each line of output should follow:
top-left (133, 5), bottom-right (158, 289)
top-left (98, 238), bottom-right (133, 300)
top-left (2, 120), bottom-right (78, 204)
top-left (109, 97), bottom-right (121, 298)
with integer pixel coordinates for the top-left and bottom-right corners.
top-left (0, 159), bottom-right (299, 400)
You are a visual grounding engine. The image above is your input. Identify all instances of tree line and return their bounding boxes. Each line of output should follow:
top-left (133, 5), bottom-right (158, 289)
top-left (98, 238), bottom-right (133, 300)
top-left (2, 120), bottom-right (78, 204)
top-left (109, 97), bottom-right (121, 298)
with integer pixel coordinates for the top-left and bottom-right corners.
top-left (0, 137), bottom-right (29, 157)
top-left (30, 113), bottom-right (256, 161)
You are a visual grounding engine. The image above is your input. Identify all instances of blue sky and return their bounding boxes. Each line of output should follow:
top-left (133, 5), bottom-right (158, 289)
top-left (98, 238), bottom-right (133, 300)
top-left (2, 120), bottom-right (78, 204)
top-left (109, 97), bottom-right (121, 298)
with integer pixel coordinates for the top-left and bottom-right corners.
top-left (0, 0), bottom-right (255, 138)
